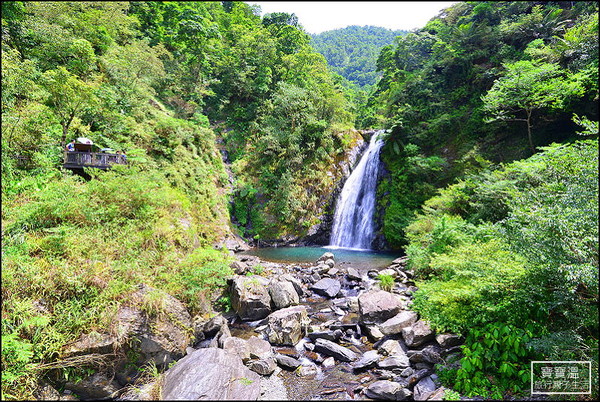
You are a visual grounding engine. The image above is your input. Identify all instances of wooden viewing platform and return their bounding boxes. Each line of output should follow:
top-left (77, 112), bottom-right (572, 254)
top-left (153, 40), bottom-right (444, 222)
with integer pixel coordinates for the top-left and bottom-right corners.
top-left (63, 151), bottom-right (127, 170)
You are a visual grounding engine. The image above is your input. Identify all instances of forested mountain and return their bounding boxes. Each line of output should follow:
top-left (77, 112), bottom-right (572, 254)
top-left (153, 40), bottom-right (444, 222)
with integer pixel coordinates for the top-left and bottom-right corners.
top-left (1, 1), bottom-right (598, 400)
top-left (311, 25), bottom-right (407, 88)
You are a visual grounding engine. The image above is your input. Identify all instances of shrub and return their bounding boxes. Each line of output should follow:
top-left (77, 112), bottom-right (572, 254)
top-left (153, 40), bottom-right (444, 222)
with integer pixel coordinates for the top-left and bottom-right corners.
top-left (377, 273), bottom-right (395, 292)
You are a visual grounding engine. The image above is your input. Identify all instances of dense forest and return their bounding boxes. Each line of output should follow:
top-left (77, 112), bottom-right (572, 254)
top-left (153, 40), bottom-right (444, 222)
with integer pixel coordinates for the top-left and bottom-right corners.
top-left (1, 1), bottom-right (598, 400)
top-left (311, 25), bottom-right (407, 89)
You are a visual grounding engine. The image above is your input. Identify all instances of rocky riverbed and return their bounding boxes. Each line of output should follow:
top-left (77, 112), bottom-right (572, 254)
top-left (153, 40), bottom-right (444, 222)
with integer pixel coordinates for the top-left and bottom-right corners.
top-left (42, 251), bottom-right (464, 401)
top-left (134, 252), bottom-right (462, 400)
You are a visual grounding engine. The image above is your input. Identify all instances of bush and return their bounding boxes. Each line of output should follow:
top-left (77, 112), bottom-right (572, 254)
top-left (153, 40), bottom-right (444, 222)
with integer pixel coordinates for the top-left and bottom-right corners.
top-left (377, 273), bottom-right (395, 291)
top-left (412, 239), bottom-right (527, 333)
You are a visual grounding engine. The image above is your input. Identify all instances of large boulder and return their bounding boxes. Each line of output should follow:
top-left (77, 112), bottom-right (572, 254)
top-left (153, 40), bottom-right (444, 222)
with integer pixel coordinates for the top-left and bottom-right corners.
top-left (402, 320), bottom-right (434, 348)
top-left (313, 338), bottom-right (358, 362)
top-left (378, 310), bottom-right (418, 336)
top-left (310, 278), bottom-right (341, 298)
top-left (358, 290), bottom-right (404, 324)
top-left (262, 306), bottom-right (309, 346)
top-left (230, 275), bottom-right (272, 321)
top-left (161, 348), bottom-right (261, 400)
top-left (268, 279), bottom-right (300, 309)
top-left (364, 380), bottom-right (412, 400)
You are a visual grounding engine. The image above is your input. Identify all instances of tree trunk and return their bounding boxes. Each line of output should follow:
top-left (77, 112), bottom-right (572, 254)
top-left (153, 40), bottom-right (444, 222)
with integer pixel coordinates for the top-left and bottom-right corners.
top-left (60, 114), bottom-right (75, 150)
top-left (526, 109), bottom-right (535, 153)
top-left (61, 123), bottom-right (68, 150)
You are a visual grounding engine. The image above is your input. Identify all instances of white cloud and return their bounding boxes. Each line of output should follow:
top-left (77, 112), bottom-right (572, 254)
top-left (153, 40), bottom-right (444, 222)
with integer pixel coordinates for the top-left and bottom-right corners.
top-left (248, 1), bottom-right (458, 34)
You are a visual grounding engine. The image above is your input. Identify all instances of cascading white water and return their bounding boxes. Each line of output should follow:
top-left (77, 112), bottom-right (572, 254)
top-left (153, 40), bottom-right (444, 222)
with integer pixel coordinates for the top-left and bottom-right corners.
top-left (328, 131), bottom-right (384, 250)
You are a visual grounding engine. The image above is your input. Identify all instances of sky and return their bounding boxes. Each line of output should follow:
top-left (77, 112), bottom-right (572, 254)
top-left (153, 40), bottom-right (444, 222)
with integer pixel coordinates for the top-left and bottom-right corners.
top-left (248, 2), bottom-right (458, 34)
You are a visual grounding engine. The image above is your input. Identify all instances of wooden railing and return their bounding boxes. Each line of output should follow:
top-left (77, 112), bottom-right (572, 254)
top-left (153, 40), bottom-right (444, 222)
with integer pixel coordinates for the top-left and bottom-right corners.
top-left (63, 151), bottom-right (127, 170)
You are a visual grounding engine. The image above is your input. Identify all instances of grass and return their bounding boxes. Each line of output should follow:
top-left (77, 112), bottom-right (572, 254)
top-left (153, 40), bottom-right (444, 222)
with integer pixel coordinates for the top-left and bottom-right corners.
top-left (1, 166), bottom-right (234, 400)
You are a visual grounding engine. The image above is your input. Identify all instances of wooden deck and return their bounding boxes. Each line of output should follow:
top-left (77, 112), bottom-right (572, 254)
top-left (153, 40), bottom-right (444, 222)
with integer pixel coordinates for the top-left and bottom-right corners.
top-left (63, 151), bottom-right (127, 170)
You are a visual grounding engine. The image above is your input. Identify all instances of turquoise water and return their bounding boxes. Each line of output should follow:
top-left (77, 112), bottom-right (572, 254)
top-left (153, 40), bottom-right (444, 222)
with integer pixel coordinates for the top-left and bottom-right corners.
top-left (241, 246), bottom-right (401, 270)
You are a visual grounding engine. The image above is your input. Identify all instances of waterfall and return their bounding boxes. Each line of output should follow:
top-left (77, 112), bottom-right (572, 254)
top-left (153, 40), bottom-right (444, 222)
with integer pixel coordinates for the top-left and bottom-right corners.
top-left (328, 131), bottom-right (384, 250)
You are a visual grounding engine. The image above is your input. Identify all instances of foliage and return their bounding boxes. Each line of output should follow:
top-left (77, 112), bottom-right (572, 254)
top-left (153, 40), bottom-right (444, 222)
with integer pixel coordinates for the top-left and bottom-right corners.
top-left (454, 323), bottom-right (535, 398)
top-left (408, 139), bottom-right (598, 397)
top-left (376, 273), bottom-right (395, 292)
top-left (481, 60), bottom-right (585, 151)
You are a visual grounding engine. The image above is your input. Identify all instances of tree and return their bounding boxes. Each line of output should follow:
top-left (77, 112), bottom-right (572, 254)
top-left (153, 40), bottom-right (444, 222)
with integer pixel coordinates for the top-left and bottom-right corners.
top-left (41, 67), bottom-right (99, 148)
top-left (481, 60), bottom-right (585, 152)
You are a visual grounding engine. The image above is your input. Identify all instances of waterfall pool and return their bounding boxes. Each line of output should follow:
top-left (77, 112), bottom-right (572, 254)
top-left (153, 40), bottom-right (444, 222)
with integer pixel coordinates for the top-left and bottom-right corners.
top-left (241, 246), bottom-right (401, 271)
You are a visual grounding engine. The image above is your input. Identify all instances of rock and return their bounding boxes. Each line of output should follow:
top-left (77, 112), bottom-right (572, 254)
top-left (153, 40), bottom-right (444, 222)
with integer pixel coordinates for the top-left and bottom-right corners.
top-left (313, 338), bottom-right (358, 362)
top-left (248, 358), bottom-right (277, 376)
top-left (317, 252), bottom-right (335, 263)
top-left (358, 290), bottom-right (403, 324)
top-left (435, 333), bottom-right (463, 348)
top-left (201, 314), bottom-right (229, 339)
top-left (414, 376), bottom-right (437, 401)
top-left (346, 267), bottom-right (362, 281)
top-left (268, 279), bottom-right (299, 309)
top-left (231, 275), bottom-right (272, 321)
top-left (208, 319), bottom-right (231, 348)
top-left (402, 320), bottom-right (434, 348)
top-left (426, 386), bottom-right (447, 400)
top-left (378, 339), bottom-right (404, 356)
top-left (161, 348), bottom-right (260, 400)
top-left (407, 368), bottom-right (433, 387)
top-left (352, 350), bottom-right (380, 371)
top-left (262, 306), bottom-right (309, 346)
top-left (408, 345), bottom-right (443, 365)
top-left (33, 384), bottom-right (61, 401)
top-left (364, 380), bottom-right (412, 400)
top-left (363, 325), bottom-right (385, 341)
top-left (231, 260), bottom-right (250, 275)
top-left (64, 372), bottom-right (121, 400)
top-left (222, 336), bottom-right (251, 362)
top-left (391, 257), bottom-right (406, 264)
top-left (297, 364), bottom-right (318, 377)
top-left (310, 278), bottom-right (341, 298)
top-left (279, 274), bottom-right (304, 297)
top-left (378, 310), bottom-right (418, 335)
top-left (324, 258), bottom-right (335, 268)
top-left (247, 336), bottom-right (273, 360)
top-left (322, 356), bottom-right (336, 368)
top-left (307, 329), bottom-right (343, 342)
top-left (327, 267), bottom-right (339, 276)
top-left (275, 354), bottom-right (301, 370)
top-left (115, 285), bottom-right (193, 368)
top-left (61, 331), bottom-right (116, 357)
top-left (377, 354), bottom-right (410, 369)
top-left (378, 268), bottom-right (397, 278)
